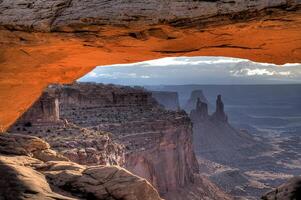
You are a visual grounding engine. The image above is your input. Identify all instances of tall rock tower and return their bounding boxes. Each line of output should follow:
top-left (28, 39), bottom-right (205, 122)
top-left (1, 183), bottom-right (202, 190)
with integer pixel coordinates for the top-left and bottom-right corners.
top-left (211, 95), bottom-right (228, 123)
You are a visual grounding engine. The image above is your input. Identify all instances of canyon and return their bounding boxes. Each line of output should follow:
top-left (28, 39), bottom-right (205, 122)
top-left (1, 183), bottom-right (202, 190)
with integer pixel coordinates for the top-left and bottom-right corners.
top-left (1, 0), bottom-right (301, 131)
top-left (9, 82), bottom-right (300, 200)
top-left (1, 1), bottom-right (301, 199)
top-left (9, 83), bottom-right (230, 200)
top-left (180, 89), bottom-right (301, 199)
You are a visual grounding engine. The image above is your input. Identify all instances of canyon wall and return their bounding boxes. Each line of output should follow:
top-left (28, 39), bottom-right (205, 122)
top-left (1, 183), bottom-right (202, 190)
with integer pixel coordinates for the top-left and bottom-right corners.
top-left (16, 91), bottom-right (60, 124)
top-left (190, 94), bottom-right (263, 165)
top-left (0, 133), bottom-right (162, 200)
top-left (9, 83), bottom-right (231, 200)
top-left (151, 91), bottom-right (180, 111)
top-left (55, 83), bottom-right (200, 199)
top-left (9, 88), bottom-right (126, 166)
top-left (184, 90), bottom-right (209, 113)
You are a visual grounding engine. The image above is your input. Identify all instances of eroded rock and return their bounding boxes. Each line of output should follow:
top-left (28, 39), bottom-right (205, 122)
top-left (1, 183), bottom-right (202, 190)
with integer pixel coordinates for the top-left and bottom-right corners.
top-left (0, 133), bottom-right (162, 200)
top-left (9, 83), bottom-right (231, 200)
top-left (262, 176), bottom-right (301, 200)
top-left (184, 90), bottom-right (209, 113)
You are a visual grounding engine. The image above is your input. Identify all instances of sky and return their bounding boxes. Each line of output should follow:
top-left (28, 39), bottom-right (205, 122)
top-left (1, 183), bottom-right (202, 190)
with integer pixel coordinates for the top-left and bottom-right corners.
top-left (78, 56), bottom-right (301, 85)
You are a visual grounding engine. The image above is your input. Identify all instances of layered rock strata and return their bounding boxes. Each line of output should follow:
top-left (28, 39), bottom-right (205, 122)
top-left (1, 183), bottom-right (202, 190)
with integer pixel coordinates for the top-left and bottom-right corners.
top-left (9, 83), bottom-right (231, 200)
top-left (9, 93), bottom-right (125, 166)
top-left (0, 133), bottom-right (162, 200)
top-left (0, 1), bottom-right (301, 131)
top-left (55, 83), bottom-right (199, 198)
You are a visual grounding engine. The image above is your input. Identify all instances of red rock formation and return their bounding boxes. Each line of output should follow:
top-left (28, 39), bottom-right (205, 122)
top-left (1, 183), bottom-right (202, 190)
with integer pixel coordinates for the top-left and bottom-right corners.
top-left (55, 83), bottom-right (201, 199)
top-left (262, 176), bottom-right (301, 200)
top-left (0, 2), bottom-right (301, 131)
top-left (9, 83), bottom-right (231, 200)
top-left (211, 95), bottom-right (228, 123)
top-left (0, 133), bottom-right (162, 200)
top-left (17, 92), bottom-right (60, 124)
top-left (184, 90), bottom-right (209, 113)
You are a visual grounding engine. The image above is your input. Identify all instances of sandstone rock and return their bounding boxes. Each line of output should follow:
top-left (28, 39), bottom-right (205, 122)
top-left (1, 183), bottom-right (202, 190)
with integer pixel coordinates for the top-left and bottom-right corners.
top-left (10, 108), bottom-right (125, 166)
top-left (9, 83), bottom-right (231, 200)
top-left (0, 0), bottom-right (299, 32)
top-left (261, 176), bottom-right (301, 200)
top-left (190, 98), bottom-right (209, 121)
top-left (0, 133), bottom-right (163, 200)
top-left (16, 92), bottom-right (60, 125)
top-left (1, 5), bottom-right (301, 132)
top-left (53, 83), bottom-right (200, 198)
top-left (211, 95), bottom-right (228, 123)
top-left (190, 94), bottom-right (265, 165)
top-left (0, 156), bottom-right (75, 200)
top-left (184, 90), bottom-right (209, 113)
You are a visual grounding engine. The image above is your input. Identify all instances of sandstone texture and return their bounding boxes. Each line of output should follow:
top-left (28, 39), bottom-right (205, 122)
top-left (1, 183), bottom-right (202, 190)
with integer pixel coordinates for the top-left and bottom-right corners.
top-left (9, 86), bottom-right (125, 166)
top-left (262, 176), bottom-right (301, 200)
top-left (9, 83), bottom-right (231, 200)
top-left (0, 0), bottom-right (300, 32)
top-left (0, 133), bottom-right (162, 200)
top-left (0, 1), bottom-right (301, 131)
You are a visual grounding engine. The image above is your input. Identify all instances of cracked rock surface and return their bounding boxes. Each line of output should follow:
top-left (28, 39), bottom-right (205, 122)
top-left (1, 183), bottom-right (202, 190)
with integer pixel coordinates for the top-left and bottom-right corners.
top-left (0, 133), bottom-right (162, 200)
top-left (0, 1), bottom-right (301, 133)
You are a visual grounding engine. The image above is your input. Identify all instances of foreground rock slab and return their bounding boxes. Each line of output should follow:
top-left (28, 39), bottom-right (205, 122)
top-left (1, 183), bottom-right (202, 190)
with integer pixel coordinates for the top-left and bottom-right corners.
top-left (262, 176), bottom-right (301, 200)
top-left (0, 133), bottom-right (162, 200)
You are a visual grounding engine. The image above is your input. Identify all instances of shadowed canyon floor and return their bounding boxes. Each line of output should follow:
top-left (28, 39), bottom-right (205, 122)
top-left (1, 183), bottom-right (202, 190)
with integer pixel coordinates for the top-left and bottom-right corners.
top-left (1, 2), bottom-right (301, 130)
top-left (148, 86), bottom-right (301, 199)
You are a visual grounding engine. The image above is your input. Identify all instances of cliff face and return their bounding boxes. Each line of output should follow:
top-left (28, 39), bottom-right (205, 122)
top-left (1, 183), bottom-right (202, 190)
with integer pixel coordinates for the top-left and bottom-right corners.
top-left (124, 119), bottom-right (197, 194)
top-left (184, 90), bottom-right (209, 113)
top-left (0, 0), bottom-right (299, 32)
top-left (190, 98), bottom-right (209, 121)
top-left (55, 83), bottom-right (200, 199)
top-left (0, 1), bottom-right (301, 131)
top-left (151, 91), bottom-right (180, 111)
top-left (0, 133), bottom-right (162, 200)
top-left (9, 90), bottom-right (126, 166)
top-left (8, 83), bottom-right (231, 200)
top-left (211, 95), bottom-right (228, 123)
top-left (190, 95), bottom-right (263, 165)
top-left (262, 176), bottom-right (301, 200)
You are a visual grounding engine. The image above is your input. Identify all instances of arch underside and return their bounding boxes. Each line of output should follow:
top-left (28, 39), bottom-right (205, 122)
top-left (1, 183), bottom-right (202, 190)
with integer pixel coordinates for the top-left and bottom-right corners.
top-left (0, 7), bottom-right (301, 131)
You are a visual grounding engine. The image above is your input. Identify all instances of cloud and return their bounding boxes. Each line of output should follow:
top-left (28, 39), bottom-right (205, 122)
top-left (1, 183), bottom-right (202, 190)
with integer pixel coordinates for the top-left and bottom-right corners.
top-left (230, 68), bottom-right (291, 76)
top-left (99, 56), bottom-right (245, 68)
top-left (229, 61), bottom-right (299, 78)
top-left (78, 56), bottom-right (301, 85)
